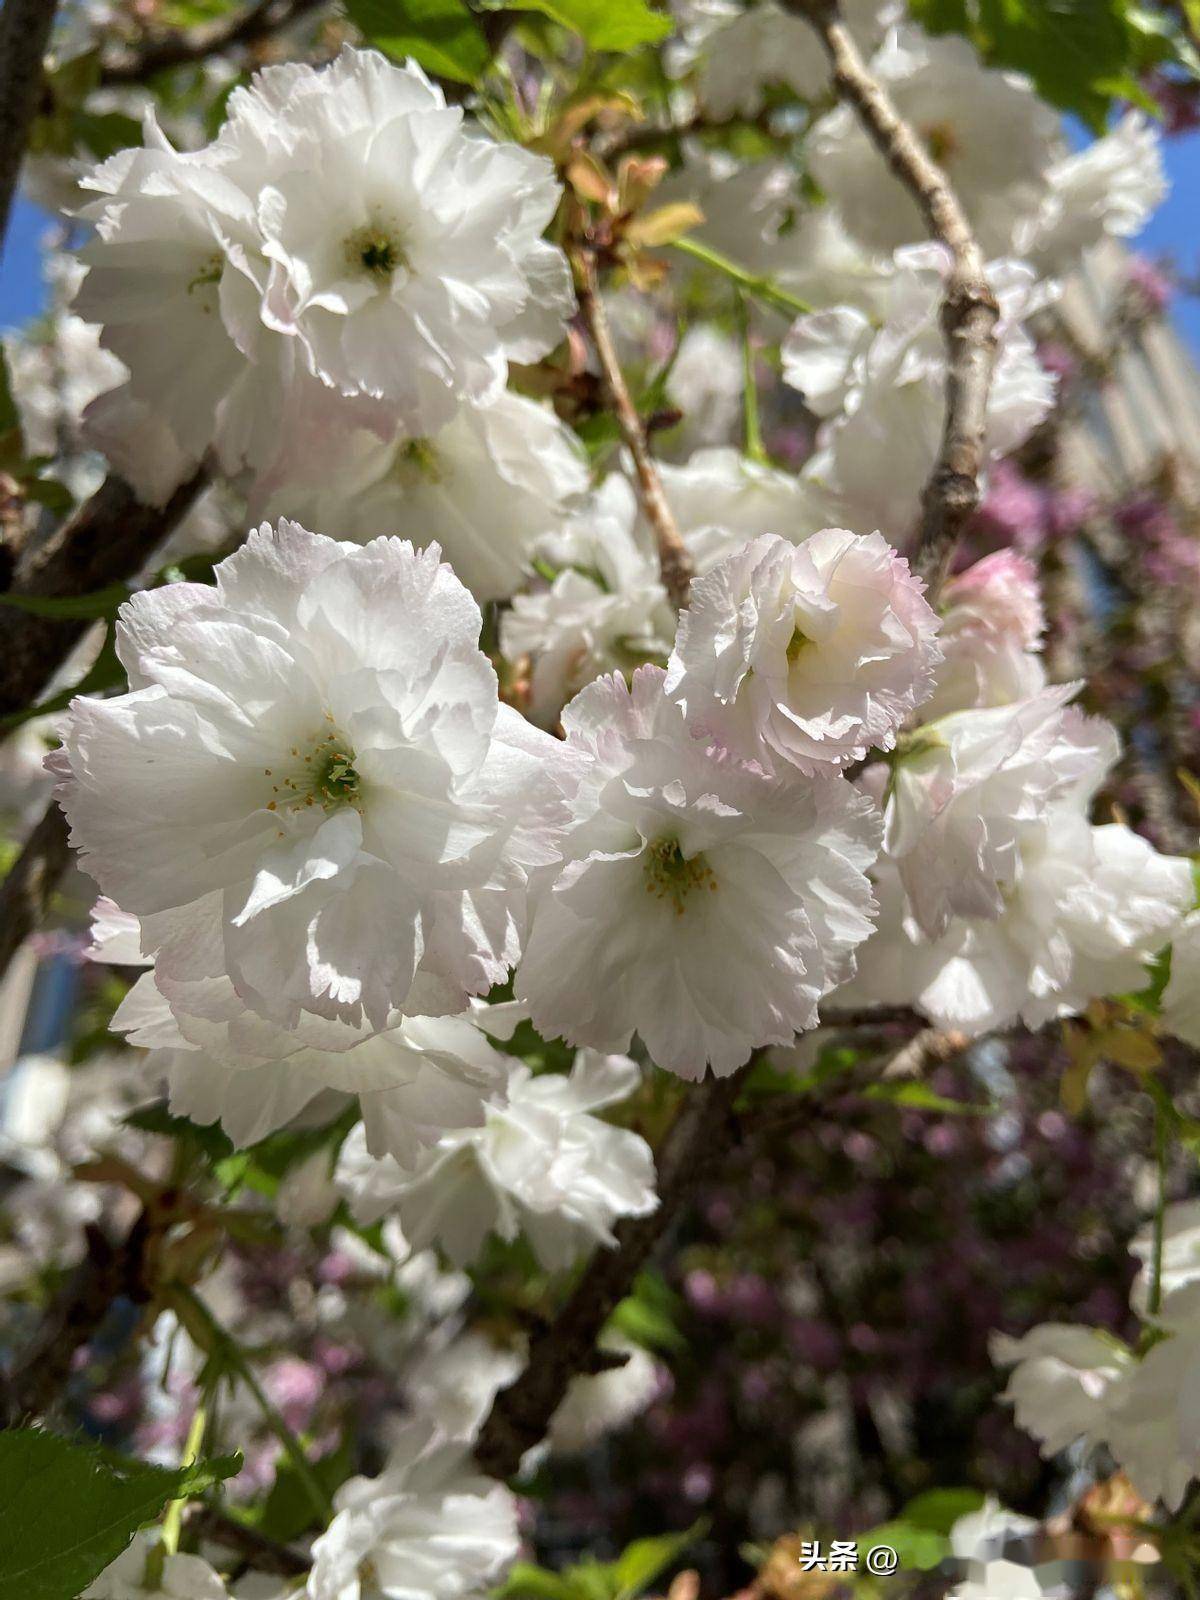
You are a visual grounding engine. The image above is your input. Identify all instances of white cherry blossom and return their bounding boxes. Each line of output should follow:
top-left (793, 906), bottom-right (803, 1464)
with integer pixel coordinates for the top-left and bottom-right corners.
top-left (658, 447), bottom-right (828, 573)
top-left (808, 25), bottom-right (1058, 257)
top-left (258, 390), bottom-right (588, 603)
top-left (844, 817), bottom-right (1192, 1035)
top-left (784, 249), bottom-right (1056, 536)
top-left (549, 1333), bottom-right (661, 1454)
top-left (336, 1049), bottom-right (657, 1270)
top-left (516, 667), bottom-right (881, 1076)
top-left (1107, 1284), bottom-right (1200, 1512)
top-left (1130, 1198), bottom-right (1200, 1312)
top-left (882, 685), bottom-right (1118, 940)
top-left (666, 529), bottom-right (941, 774)
top-left (923, 550), bottom-right (1047, 720)
top-left (500, 475), bottom-right (675, 728)
top-left (83, 1534), bottom-right (228, 1599)
top-left (991, 1322), bottom-right (1132, 1458)
top-left (227, 49), bottom-right (570, 433)
top-left (1017, 112), bottom-right (1168, 272)
top-left (306, 1421), bottom-right (519, 1600)
top-left (54, 523), bottom-right (575, 1042)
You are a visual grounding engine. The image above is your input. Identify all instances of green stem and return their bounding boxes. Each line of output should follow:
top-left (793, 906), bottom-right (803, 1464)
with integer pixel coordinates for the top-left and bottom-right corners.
top-left (670, 236), bottom-right (812, 318)
top-left (171, 1284), bottom-right (332, 1524)
top-left (1149, 1097), bottom-right (1169, 1317)
top-left (143, 1403), bottom-right (207, 1588)
top-left (737, 291), bottom-right (768, 464)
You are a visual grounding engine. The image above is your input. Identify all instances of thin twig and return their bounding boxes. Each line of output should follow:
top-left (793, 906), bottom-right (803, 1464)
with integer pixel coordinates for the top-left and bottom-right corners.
top-left (0, 465), bottom-right (208, 728)
top-left (0, 0), bottom-right (61, 250)
top-left (473, 1061), bottom-right (753, 1477)
top-left (785, 0), bottom-right (999, 599)
top-left (878, 1025), bottom-right (969, 1080)
top-left (0, 802), bottom-right (69, 986)
top-left (190, 1507), bottom-right (310, 1577)
top-left (98, 0), bottom-right (325, 85)
top-left (169, 1283), bottom-right (334, 1523)
top-left (568, 238), bottom-right (693, 608)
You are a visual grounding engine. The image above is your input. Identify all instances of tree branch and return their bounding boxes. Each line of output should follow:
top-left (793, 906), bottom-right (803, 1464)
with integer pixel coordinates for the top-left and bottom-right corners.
top-left (0, 465), bottom-right (208, 727)
top-left (473, 1061), bottom-right (753, 1478)
top-left (785, 0), bottom-right (999, 599)
top-left (0, 1208), bottom-right (161, 1427)
top-left (0, 801), bottom-right (70, 985)
top-left (568, 238), bottom-right (693, 609)
top-left (98, 0), bottom-right (326, 85)
top-left (0, 0), bottom-right (61, 250)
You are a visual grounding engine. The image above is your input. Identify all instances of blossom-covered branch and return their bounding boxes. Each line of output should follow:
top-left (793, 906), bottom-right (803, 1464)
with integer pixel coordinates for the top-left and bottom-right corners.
top-left (473, 1060), bottom-right (752, 1479)
top-left (568, 238), bottom-right (694, 608)
top-left (787, 0), bottom-right (1000, 596)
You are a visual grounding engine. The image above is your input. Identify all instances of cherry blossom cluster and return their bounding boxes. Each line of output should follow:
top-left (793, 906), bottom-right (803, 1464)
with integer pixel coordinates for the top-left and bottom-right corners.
top-left (19, 10), bottom-right (1200, 1598)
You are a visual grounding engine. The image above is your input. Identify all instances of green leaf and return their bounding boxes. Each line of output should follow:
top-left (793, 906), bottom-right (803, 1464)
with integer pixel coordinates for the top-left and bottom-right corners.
top-left (254, 1438), bottom-right (353, 1542)
top-left (0, 1430), bottom-right (239, 1600)
top-left (478, 0), bottom-right (671, 51)
top-left (609, 1269), bottom-right (687, 1354)
top-left (0, 582), bottom-right (131, 619)
top-left (342, 0), bottom-right (490, 84)
top-left (495, 1563), bottom-right (578, 1600)
top-left (858, 1518), bottom-right (947, 1573)
top-left (910, 0), bottom-right (1149, 130)
top-left (124, 1102), bottom-right (237, 1163)
top-left (862, 1081), bottom-right (992, 1116)
top-left (899, 1487), bottom-right (985, 1534)
top-left (613, 1522), bottom-right (705, 1598)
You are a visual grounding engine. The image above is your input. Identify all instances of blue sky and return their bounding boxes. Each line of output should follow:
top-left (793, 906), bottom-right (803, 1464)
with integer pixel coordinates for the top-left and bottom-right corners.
top-left (3, 124), bottom-right (1199, 346)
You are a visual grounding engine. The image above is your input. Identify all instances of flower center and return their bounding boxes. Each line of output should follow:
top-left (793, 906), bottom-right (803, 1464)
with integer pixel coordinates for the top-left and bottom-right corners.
top-left (786, 624), bottom-right (812, 663)
top-left (265, 725), bottom-right (363, 816)
top-left (186, 253), bottom-right (223, 298)
top-left (919, 120), bottom-right (959, 165)
top-left (345, 222), bottom-right (408, 281)
top-left (394, 436), bottom-right (443, 484)
top-left (643, 835), bottom-right (717, 915)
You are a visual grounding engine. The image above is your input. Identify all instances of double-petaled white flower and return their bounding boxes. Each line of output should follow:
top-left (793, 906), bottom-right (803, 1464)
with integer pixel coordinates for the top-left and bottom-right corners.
top-left (843, 813), bottom-right (1191, 1035)
top-left (995, 1285), bottom-right (1200, 1513)
top-left (72, 48), bottom-right (572, 487)
top-left (55, 523), bottom-right (576, 1045)
top-left (923, 551), bottom-right (1047, 720)
top-left (225, 48), bottom-right (571, 433)
top-left (666, 530), bottom-right (941, 775)
top-left (656, 447), bottom-right (827, 573)
top-left (784, 248), bottom-right (1055, 536)
top-left (515, 667), bottom-right (881, 1076)
top-left (336, 1049), bottom-right (657, 1270)
top-left (1017, 112), bottom-right (1167, 272)
top-left (881, 685), bottom-right (1117, 940)
top-left (257, 390), bottom-right (588, 604)
top-left (500, 475), bottom-right (675, 728)
top-left (991, 1324), bottom-right (1133, 1461)
top-left (73, 115), bottom-right (288, 486)
top-left (808, 24), bottom-right (1058, 257)
top-left (306, 1421), bottom-right (519, 1600)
